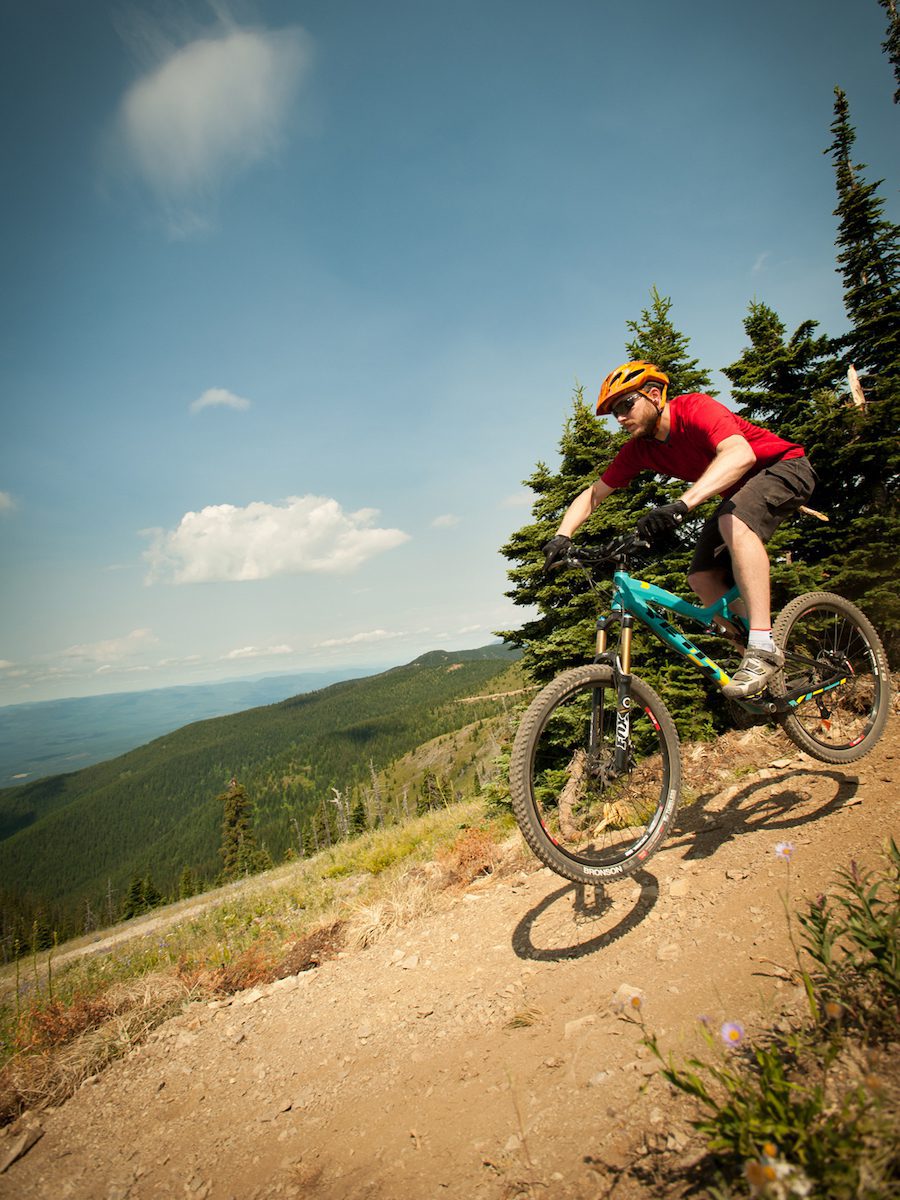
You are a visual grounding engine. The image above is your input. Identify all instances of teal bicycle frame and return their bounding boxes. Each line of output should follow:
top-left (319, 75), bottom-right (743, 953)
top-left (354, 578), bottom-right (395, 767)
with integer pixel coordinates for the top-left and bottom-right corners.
top-left (593, 565), bottom-right (849, 771)
top-left (601, 570), bottom-right (745, 690)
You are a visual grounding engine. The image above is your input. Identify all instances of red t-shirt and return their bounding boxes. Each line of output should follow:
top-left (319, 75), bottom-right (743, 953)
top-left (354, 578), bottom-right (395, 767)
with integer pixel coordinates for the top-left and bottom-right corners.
top-left (600, 393), bottom-right (805, 499)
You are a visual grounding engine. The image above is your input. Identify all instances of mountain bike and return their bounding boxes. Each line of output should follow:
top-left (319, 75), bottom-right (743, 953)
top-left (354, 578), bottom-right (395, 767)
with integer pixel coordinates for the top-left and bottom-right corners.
top-left (509, 533), bottom-right (891, 885)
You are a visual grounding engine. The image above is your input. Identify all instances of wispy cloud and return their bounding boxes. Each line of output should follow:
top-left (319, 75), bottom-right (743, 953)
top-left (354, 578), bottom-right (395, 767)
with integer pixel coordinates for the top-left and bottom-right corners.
top-left (190, 387), bottom-right (251, 414)
top-left (60, 628), bottom-right (159, 665)
top-left (221, 644), bottom-right (293, 661)
top-left (431, 513), bottom-right (460, 528)
top-left (315, 629), bottom-right (406, 649)
top-left (113, 22), bottom-right (312, 233)
top-left (143, 495), bottom-right (410, 584)
top-left (752, 251), bottom-right (771, 275)
top-left (0, 491), bottom-right (17, 514)
top-left (500, 491), bottom-right (531, 509)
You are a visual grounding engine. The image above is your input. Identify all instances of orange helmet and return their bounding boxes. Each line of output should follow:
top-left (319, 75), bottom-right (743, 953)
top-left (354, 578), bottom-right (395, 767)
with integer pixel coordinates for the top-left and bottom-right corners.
top-left (596, 361), bottom-right (669, 416)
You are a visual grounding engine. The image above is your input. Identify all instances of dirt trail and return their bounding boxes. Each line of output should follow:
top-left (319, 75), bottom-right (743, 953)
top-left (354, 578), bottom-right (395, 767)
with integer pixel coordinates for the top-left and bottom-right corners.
top-left (2, 714), bottom-right (897, 1200)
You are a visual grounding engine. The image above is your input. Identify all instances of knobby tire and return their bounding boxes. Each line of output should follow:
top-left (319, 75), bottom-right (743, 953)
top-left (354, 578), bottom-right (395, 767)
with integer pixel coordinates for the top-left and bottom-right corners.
top-left (772, 591), bottom-right (890, 764)
top-left (509, 665), bottom-right (681, 885)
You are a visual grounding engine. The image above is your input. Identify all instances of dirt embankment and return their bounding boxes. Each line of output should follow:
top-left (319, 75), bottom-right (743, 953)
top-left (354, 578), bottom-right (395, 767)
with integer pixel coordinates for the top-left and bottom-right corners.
top-left (1, 714), bottom-right (897, 1200)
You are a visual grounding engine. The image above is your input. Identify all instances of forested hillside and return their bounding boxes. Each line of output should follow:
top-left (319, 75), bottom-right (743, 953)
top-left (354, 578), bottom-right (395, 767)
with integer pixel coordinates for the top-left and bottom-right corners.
top-left (0, 667), bottom-right (375, 784)
top-left (0, 646), bottom-right (520, 949)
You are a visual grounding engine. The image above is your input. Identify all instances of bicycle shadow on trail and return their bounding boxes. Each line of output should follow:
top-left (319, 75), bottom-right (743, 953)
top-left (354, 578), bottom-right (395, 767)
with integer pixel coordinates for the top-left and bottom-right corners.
top-left (511, 869), bottom-right (659, 963)
top-left (671, 767), bottom-right (860, 863)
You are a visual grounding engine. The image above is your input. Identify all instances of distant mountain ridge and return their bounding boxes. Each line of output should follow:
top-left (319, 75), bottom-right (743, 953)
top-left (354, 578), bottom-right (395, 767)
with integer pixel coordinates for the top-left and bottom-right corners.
top-left (0, 667), bottom-right (388, 785)
top-left (0, 644), bottom-right (521, 941)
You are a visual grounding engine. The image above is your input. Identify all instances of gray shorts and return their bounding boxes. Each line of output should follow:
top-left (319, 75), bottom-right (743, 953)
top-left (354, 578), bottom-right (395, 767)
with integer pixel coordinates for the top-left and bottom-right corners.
top-left (689, 456), bottom-right (818, 582)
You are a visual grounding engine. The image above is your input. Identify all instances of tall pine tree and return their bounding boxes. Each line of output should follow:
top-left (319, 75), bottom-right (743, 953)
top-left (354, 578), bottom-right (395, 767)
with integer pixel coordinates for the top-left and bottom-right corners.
top-left (828, 89), bottom-right (900, 384)
top-left (722, 301), bottom-right (843, 604)
top-left (877, 0), bottom-right (900, 102)
top-left (218, 782), bottom-right (270, 882)
top-left (626, 286), bottom-right (715, 398)
top-left (822, 89), bottom-right (900, 654)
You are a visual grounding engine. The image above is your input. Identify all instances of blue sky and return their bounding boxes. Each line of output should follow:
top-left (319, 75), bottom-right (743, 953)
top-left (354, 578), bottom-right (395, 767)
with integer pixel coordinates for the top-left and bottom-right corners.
top-left (1, 0), bottom-right (896, 705)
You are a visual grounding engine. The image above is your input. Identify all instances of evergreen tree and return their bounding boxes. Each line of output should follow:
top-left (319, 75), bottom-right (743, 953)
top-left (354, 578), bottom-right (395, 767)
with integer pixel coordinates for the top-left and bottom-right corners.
top-left (30, 911), bottom-right (53, 952)
top-left (878, 0), bottom-right (900, 102)
top-left (723, 302), bottom-right (840, 437)
top-left (823, 89), bottom-right (900, 653)
top-left (142, 875), bottom-right (163, 910)
top-left (178, 866), bottom-right (198, 900)
top-left (496, 388), bottom-right (626, 683)
top-left (626, 286), bottom-right (715, 397)
top-left (827, 89), bottom-right (900, 384)
top-left (722, 301), bottom-right (843, 605)
top-left (349, 795), bottom-right (368, 835)
top-left (218, 782), bottom-right (269, 881)
top-left (417, 770), bottom-right (452, 814)
top-left (121, 875), bottom-right (145, 920)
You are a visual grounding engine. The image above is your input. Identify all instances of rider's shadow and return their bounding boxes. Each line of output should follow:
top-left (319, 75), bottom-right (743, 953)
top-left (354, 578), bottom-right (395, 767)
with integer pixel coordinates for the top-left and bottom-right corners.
top-left (670, 768), bottom-right (860, 862)
top-left (511, 869), bottom-right (659, 962)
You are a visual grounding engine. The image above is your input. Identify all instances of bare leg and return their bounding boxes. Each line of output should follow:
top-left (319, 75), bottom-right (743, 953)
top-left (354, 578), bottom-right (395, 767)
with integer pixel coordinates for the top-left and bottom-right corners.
top-left (688, 566), bottom-right (746, 639)
top-left (687, 567), bottom-right (730, 607)
top-left (718, 514), bottom-right (771, 631)
top-left (714, 515), bottom-right (784, 698)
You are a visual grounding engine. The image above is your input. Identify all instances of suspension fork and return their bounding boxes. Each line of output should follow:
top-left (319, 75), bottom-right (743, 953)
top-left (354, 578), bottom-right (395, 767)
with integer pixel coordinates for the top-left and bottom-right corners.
top-left (595, 612), bottom-right (635, 772)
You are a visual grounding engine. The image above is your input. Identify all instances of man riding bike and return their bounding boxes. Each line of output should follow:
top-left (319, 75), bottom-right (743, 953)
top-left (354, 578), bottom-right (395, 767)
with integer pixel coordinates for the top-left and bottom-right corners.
top-left (542, 361), bottom-right (818, 699)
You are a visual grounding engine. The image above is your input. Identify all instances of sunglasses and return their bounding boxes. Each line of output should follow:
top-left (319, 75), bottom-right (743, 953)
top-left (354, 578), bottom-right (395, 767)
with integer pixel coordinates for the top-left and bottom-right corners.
top-left (611, 395), bottom-right (639, 419)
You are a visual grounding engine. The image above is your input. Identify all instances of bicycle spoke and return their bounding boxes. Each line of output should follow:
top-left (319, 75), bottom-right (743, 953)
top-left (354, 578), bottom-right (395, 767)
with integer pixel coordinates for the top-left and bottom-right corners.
top-left (775, 594), bottom-right (888, 759)
top-left (530, 685), bottom-right (670, 870)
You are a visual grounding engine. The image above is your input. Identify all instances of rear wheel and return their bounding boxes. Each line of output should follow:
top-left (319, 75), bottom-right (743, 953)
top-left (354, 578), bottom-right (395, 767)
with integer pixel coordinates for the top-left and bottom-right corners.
top-left (772, 592), bottom-right (890, 763)
top-left (509, 665), bottom-right (681, 884)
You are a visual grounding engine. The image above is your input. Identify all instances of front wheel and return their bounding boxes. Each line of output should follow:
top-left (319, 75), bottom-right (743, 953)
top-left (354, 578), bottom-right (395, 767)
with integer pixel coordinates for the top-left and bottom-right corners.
top-left (772, 591), bottom-right (891, 763)
top-left (509, 665), bottom-right (681, 885)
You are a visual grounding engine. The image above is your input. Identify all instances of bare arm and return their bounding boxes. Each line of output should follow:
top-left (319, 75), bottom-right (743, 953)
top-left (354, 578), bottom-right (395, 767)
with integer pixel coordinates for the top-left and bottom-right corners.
top-left (679, 435), bottom-right (756, 509)
top-left (558, 479), bottom-right (615, 537)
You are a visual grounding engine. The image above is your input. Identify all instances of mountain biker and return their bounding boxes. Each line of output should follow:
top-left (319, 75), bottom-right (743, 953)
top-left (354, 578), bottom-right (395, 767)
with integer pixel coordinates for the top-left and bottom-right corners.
top-left (542, 361), bottom-right (818, 699)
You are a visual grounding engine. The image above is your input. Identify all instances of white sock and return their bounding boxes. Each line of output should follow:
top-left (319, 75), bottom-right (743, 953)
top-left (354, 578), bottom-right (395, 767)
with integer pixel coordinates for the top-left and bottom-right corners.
top-left (748, 628), bottom-right (776, 654)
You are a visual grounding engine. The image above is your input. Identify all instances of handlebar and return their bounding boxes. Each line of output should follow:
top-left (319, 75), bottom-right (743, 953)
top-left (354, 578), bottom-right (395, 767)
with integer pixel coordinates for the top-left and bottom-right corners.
top-left (553, 531), bottom-right (652, 576)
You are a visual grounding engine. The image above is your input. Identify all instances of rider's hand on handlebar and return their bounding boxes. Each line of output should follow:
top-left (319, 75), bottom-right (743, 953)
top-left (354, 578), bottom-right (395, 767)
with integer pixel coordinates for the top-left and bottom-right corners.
top-left (635, 500), bottom-right (689, 544)
top-left (542, 534), bottom-right (571, 572)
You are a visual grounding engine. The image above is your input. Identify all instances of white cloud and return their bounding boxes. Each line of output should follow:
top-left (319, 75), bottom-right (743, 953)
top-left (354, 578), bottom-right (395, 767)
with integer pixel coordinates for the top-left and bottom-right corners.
top-left (316, 629), bottom-right (406, 649)
top-left (222, 644), bottom-right (293, 661)
top-left (95, 664), bottom-right (152, 676)
top-left (60, 628), bottom-right (158, 664)
top-left (144, 495), bottom-right (410, 584)
top-left (115, 24), bottom-right (311, 226)
top-left (431, 513), bottom-right (460, 528)
top-left (752, 251), bottom-right (771, 275)
top-left (0, 660), bottom-right (14, 670)
top-left (190, 387), bottom-right (251, 414)
top-left (501, 491), bottom-right (532, 508)
top-left (0, 491), bottom-right (17, 514)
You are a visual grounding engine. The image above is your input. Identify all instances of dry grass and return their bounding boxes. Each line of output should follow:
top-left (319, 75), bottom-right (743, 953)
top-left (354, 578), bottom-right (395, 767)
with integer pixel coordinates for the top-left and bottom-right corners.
top-left (442, 825), bottom-right (498, 886)
top-left (343, 825), bottom-right (524, 950)
top-left (505, 1004), bottom-right (544, 1030)
top-left (344, 871), bottom-right (443, 950)
top-left (0, 972), bottom-right (191, 1122)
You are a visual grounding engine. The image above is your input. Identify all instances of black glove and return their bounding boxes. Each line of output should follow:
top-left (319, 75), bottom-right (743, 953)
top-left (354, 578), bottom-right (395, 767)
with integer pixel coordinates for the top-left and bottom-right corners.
top-left (542, 534), bottom-right (571, 571)
top-left (635, 500), bottom-right (689, 543)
